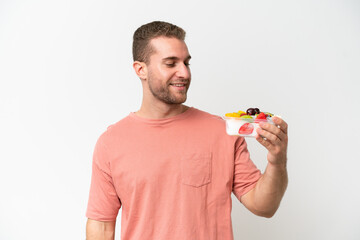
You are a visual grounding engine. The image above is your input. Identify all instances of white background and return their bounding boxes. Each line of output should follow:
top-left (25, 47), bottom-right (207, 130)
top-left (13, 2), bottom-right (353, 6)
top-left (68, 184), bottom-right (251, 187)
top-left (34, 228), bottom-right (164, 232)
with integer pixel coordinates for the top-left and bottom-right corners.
top-left (1, 0), bottom-right (359, 239)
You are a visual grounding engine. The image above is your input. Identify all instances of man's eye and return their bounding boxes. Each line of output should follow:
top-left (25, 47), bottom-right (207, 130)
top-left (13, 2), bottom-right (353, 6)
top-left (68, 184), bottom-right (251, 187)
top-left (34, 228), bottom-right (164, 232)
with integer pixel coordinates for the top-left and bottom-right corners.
top-left (165, 63), bottom-right (175, 67)
top-left (185, 63), bottom-right (190, 67)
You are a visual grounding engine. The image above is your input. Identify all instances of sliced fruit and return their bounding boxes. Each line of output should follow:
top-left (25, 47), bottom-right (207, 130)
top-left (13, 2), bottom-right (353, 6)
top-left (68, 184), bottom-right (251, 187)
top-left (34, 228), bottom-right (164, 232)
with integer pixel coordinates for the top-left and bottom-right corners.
top-left (264, 112), bottom-right (274, 117)
top-left (225, 112), bottom-right (240, 118)
top-left (240, 115), bottom-right (253, 120)
top-left (239, 123), bottom-right (254, 135)
top-left (237, 110), bottom-right (246, 116)
top-left (256, 112), bottom-right (267, 119)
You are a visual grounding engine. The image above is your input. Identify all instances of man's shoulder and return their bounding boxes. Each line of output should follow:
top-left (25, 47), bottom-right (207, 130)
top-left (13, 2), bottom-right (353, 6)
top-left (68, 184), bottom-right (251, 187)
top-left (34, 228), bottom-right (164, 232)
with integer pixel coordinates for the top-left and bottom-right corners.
top-left (106, 115), bottom-right (132, 131)
top-left (97, 114), bottom-right (133, 141)
top-left (187, 108), bottom-right (227, 133)
top-left (191, 107), bottom-right (224, 123)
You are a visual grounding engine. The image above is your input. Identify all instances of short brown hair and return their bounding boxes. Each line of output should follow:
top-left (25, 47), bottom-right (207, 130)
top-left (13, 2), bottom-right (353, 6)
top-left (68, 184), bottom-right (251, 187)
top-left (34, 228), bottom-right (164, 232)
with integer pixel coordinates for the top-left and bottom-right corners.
top-left (132, 21), bottom-right (186, 64)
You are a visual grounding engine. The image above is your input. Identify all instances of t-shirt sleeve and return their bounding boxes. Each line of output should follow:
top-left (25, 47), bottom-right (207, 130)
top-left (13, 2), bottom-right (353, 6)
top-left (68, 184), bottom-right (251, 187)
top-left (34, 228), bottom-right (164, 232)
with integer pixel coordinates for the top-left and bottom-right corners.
top-left (232, 137), bottom-right (262, 202)
top-left (86, 136), bottom-right (121, 221)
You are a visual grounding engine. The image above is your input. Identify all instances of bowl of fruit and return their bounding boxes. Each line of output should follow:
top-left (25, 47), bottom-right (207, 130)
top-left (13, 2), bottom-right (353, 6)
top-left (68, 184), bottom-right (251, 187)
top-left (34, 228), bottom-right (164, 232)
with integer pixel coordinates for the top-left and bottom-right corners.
top-left (223, 108), bottom-right (274, 137)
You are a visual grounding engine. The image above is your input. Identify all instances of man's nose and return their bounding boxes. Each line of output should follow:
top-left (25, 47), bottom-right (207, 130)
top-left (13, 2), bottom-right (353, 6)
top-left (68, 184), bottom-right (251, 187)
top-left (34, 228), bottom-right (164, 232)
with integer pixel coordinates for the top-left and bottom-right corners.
top-left (175, 63), bottom-right (191, 79)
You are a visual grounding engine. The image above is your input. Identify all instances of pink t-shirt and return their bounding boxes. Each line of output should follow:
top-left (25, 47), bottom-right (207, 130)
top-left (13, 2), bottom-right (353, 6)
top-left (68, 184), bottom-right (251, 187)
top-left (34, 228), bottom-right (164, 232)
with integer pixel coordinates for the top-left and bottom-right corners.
top-left (86, 107), bottom-right (261, 240)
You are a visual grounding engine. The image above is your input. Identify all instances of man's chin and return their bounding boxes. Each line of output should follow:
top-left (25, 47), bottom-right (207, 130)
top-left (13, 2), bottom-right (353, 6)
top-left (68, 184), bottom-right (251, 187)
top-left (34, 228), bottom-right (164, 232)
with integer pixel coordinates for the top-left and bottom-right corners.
top-left (167, 96), bottom-right (187, 105)
top-left (169, 99), bottom-right (187, 105)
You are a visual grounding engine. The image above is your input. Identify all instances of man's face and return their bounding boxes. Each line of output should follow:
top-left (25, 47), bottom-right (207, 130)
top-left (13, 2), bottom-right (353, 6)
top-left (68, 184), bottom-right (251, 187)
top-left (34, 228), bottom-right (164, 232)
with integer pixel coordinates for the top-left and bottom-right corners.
top-left (145, 37), bottom-right (191, 105)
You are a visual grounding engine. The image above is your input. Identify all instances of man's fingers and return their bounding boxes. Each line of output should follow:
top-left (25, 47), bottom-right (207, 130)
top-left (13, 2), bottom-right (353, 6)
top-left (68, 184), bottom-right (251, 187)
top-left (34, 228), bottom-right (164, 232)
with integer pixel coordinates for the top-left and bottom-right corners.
top-left (258, 122), bottom-right (287, 142)
top-left (272, 116), bottom-right (288, 135)
top-left (255, 134), bottom-right (274, 150)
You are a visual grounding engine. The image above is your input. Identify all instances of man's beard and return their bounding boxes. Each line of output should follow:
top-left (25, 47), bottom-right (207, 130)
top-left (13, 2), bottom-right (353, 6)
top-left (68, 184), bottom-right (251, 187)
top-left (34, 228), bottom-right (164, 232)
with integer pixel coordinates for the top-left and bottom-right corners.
top-left (148, 76), bottom-right (190, 105)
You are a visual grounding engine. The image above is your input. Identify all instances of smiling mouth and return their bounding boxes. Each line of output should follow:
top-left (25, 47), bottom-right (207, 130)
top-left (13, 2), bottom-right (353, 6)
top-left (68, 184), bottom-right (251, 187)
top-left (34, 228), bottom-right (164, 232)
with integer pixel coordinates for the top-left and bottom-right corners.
top-left (169, 80), bottom-right (189, 87)
top-left (170, 83), bottom-right (187, 87)
top-left (169, 83), bottom-right (188, 92)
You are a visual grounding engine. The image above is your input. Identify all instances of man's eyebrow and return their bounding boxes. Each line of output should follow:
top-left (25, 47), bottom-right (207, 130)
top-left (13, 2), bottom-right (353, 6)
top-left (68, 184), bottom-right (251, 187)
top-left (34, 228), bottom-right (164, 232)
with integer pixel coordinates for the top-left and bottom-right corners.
top-left (162, 55), bottom-right (192, 61)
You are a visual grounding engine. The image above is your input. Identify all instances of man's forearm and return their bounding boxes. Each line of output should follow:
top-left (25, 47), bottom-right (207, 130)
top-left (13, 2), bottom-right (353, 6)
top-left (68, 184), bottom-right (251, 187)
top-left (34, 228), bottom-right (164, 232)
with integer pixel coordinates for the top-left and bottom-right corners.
top-left (242, 162), bottom-right (288, 218)
top-left (255, 162), bottom-right (288, 215)
top-left (86, 219), bottom-right (116, 240)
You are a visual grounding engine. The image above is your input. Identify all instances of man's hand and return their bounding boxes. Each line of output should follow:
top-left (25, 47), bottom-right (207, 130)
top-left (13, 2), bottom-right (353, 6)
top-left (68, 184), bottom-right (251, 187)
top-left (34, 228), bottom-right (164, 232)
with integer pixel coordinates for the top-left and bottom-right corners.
top-left (255, 116), bottom-right (288, 167)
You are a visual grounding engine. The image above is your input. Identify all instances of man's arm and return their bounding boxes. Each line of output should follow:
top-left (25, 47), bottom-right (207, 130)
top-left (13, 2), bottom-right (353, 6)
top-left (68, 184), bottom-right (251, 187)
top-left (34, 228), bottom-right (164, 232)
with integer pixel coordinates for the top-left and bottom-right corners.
top-left (241, 116), bottom-right (288, 218)
top-left (86, 218), bottom-right (116, 240)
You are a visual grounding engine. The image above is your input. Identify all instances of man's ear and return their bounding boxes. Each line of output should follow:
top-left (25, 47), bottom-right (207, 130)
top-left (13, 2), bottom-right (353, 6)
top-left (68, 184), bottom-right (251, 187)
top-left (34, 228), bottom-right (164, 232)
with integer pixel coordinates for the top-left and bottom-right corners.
top-left (133, 61), bottom-right (148, 80)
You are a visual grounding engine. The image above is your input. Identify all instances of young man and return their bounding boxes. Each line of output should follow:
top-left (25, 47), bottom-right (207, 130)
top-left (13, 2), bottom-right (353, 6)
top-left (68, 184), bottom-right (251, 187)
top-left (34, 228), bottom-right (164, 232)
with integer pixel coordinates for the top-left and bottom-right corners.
top-left (86, 21), bottom-right (288, 240)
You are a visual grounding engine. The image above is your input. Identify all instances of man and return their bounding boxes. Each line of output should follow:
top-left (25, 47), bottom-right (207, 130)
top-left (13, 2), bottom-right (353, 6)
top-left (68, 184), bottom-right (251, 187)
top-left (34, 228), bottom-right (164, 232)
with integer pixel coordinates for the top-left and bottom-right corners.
top-left (86, 21), bottom-right (288, 240)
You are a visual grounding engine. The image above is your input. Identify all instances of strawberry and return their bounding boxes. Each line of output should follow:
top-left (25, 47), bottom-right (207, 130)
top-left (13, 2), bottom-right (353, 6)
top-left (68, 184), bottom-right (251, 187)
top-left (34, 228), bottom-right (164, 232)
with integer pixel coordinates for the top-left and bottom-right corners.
top-left (256, 112), bottom-right (267, 119)
top-left (238, 123), bottom-right (254, 135)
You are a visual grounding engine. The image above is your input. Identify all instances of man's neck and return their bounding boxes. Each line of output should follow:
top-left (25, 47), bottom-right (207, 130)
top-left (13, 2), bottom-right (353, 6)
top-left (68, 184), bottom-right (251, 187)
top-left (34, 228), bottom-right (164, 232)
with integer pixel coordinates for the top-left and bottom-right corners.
top-left (135, 102), bottom-right (189, 119)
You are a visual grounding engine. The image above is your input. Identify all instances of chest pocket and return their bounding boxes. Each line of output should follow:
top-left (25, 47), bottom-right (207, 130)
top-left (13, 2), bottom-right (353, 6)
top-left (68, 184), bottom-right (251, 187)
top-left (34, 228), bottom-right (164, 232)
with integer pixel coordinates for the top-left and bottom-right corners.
top-left (181, 153), bottom-right (212, 187)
